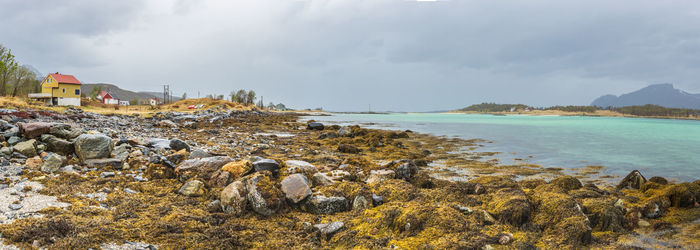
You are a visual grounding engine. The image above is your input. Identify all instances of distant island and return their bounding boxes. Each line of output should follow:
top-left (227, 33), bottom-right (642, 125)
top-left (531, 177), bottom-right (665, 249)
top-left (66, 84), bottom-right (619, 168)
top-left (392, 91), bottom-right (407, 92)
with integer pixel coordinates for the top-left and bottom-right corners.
top-left (592, 83), bottom-right (700, 109)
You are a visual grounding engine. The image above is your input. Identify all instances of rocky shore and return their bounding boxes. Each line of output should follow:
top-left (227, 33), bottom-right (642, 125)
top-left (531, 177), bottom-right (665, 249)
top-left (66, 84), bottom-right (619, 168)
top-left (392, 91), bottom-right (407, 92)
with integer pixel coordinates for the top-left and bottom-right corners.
top-left (0, 106), bottom-right (696, 249)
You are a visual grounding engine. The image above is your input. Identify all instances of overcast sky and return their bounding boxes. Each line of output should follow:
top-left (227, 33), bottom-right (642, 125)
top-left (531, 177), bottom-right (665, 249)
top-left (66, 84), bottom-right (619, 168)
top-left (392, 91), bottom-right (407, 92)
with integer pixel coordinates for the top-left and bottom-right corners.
top-left (1, 0), bottom-right (699, 111)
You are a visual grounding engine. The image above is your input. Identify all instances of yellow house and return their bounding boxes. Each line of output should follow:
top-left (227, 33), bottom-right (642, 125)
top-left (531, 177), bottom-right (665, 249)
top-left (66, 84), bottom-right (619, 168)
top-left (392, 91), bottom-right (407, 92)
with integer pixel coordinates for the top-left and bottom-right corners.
top-left (28, 72), bottom-right (82, 106)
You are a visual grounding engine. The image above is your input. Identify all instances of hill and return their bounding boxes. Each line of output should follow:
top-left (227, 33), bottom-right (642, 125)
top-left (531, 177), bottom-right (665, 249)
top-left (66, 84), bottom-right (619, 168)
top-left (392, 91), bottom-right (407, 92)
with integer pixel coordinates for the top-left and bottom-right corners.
top-left (591, 83), bottom-right (700, 109)
top-left (457, 103), bottom-right (530, 112)
top-left (81, 83), bottom-right (180, 104)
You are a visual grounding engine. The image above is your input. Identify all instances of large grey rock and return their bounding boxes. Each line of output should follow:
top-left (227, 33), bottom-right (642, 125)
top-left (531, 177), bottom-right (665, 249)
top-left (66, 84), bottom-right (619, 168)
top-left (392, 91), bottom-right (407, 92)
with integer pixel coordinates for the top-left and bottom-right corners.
top-left (395, 161), bottom-right (418, 180)
top-left (0, 147), bottom-right (12, 157)
top-left (174, 156), bottom-right (233, 181)
top-left (337, 126), bottom-right (354, 137)
top-left (74, 134), bottom-right (113, 162)
top-left (50, 123), bottom-right (83, 139)
top-left (281, 174), bottom-right (312, 203)
top-left (40, 134), bottom-right (74, 155)
top-left (220, 181), bottom-right (247, 215)
top-left (178, 180), bottom-right (206, 197)
top-left (158, 120), bottom-right (177, 128)
top-left (169, 138), bottom-right (190, 152)
top-left (312, 172), bottom-right (335, 186)
top-left (18, 122), bottom-right (51, 139)
top-left (617, 170), bottom-right (646, 190)
top-left (314, 221), bottom-right (344, 235)
top-left (252, 159), bottom-right (280, 174)
top-left (189, 148), bottom-right (212, 158)
top-left (304, 195), bottom-right (350, 214)
top-left (40, 153), bottom-right (65, 173)
top-left (112, 144), bottom-right (130, 161)
top-left (353, 195), bottom-right (370, 211)
top-left (306, 122), bottom-right (324, 130)
top-left (245, 173), bottom-right (283, 216)
top-left (85, 158), bottom-right (123, 168)
top-left (14, 139), bottom-right (37, 157)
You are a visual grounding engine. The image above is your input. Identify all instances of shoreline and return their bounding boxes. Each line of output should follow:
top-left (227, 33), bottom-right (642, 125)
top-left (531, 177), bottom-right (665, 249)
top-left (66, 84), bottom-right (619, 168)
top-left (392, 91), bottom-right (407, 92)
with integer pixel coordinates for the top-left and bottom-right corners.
top-left (447, 110), bottom-right (700, 121)
top-left (0, 102), bottom-right (696, 248)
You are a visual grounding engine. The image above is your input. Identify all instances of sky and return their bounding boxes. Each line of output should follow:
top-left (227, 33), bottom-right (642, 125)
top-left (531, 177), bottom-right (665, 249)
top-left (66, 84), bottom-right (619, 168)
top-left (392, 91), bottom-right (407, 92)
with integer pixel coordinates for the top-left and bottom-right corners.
top-left (1, 0), bottom-right (700, 112)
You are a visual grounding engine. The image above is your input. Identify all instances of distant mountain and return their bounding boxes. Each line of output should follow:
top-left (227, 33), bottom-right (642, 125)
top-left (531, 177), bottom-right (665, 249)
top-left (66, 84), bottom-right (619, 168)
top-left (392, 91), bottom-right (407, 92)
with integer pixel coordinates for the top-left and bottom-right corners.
top-left (81, 83), bottom-right (180, 104)
top-left (591, 84), bottom-right (700, 109)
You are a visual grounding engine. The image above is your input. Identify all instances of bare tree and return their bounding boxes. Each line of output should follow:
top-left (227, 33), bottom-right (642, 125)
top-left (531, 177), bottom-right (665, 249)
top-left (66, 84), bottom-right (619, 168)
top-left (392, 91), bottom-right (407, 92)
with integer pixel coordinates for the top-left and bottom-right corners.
top-left (0, 45), bottom-right (19, 96)
top-left (11, 65), bottom-right (36, 97)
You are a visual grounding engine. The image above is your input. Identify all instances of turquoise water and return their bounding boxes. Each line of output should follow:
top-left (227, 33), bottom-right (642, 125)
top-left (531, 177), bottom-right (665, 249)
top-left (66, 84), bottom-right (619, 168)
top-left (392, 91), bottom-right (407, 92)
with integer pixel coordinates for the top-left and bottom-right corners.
top-left (309, 113), bottom-right (700, 182)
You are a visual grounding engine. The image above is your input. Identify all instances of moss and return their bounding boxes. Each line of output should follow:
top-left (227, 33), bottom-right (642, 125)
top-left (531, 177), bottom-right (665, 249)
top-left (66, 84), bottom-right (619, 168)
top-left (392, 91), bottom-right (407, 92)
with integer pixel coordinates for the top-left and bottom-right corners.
top-left (486, 188), bottom-right (533, 227)
top-left (369, 179), bottom-right (417, 203)
top-left (316, 181), bottom-right (368, 200)
top-left (221, 160), bottom-right (253, 178)
top-left (539, 216), bottom-right (591, 247)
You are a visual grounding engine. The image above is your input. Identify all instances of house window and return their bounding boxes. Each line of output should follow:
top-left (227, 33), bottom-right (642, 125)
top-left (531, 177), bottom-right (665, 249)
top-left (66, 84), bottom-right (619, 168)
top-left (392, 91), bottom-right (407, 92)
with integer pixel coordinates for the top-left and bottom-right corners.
top-left (75, 89), bottom-right (80, 95)
top-left (62, 88), bottom-right (66, 93)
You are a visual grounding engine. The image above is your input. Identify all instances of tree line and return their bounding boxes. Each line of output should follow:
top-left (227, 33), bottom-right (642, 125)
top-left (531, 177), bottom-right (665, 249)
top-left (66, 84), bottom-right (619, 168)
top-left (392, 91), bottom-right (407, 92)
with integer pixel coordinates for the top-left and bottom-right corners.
top-left (0, 44), bottom-right (41, 97)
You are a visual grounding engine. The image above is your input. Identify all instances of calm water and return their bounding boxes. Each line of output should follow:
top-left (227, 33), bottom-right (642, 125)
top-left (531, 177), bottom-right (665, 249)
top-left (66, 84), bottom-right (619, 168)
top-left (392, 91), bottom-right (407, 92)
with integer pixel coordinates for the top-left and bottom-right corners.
top-left (308, 113), bottom-right (700, 182)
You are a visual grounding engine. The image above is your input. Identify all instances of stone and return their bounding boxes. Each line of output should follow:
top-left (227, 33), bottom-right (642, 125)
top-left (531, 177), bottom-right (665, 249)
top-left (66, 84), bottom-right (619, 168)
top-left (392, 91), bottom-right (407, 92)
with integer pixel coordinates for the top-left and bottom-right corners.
top-left (209, 170), bottom-right (233, 188)
top-left (252, 159), bottom-right (280, 174)
top-left (283, 160), bottom-right (317, 177)
top-left (337, 126), bottom-right (353, 137)
top-left (314, 221), bottom-right (344, 235)
top-left (307, 122), bottom-right (324, 130)
top-left (304, 195), bottom-right (350, 214)
top-left (74, 134), bottom-right (113, 162)
top-left (281, 174), bottom-right (312, 203)
top-left (366, 169), bottom-right (395, 184)
top-left (638, 219), bottom-right (651, 227)
top-left (207, 200), bottom-right (222, 213)
top-left (85, 158), bottom-right (123, 169)
top-left (175, 156), bottom-right (233, 182)
top-left (25, 156), bottom-right (43, 169)
top-left (50, 123), bottom-right (83, 139)
top-left (9, 203), bottom-right (23, 210)
top-left (550, 176), bottom-right (583, 192)
top-left (245, 173), bottom-right (283, 216)
top-left (189, 148), bottom-right (212, 158)
top-left (40, 153), bottom-right (65, 173)
top-left (312, 172), bottom-right (334, 186)
top-left (169, 138), bottom-right (190, 152)
top-left (0, 146), bottom-right (12, 156)
top-left (14, 139), bottom-right (37, 157)
top-left (617, 170), bottom-right (647, 190)
top-left (158, 120), bottom-right (177, 128)
top-left (18, 122), bottom-right (51, 139)
top-left (7, 136), bottom-right (22, 146)
top-left (221, 160), bottom-right (253, 178)
top-left (112, 144), bottom-right (130, 161)
top-left (352, 195), bottom-right (370, 211)
top-left (100, 172), bottom-right (116, 178)
top-left (394, 161), bottom-right (418, 180)
top-left (643, 196), bottom-right (670, 218)
top-left (372, 194), bottom-right (383, 206)
top-left (220, 181), bottom-right (247, 216)
top-left (41, 134), bottom-right (74, 155)
top-left (178, 180), bottom-right (206, 197)
top-left (648, 176), bottom-right (668, 185)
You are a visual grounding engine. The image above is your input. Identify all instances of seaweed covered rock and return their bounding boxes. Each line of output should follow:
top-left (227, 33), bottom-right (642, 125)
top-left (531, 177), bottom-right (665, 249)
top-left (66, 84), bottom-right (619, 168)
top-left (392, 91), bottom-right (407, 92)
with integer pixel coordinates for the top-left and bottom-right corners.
top-left (179, 180), bottom-right (206, 197)
top-left (617, 170), bottom-right (646, 190)
top-left (169, 138), bottom-right (191, 152)
top-left (312, 172), bottom-right (334, 186)
top-left (245, 172), bottom-right (284, 216)
top-left (581, 198), bottom-right (625, 232)
top-left (550, 176), bottom-right (582, 192)
top-left (14, 139), bottom-right (37, 157)
top-left (337, 144), bottom-right (360, 154)
top-left (283, 160), bottom-right (316, 177)
top-left (146, 163), bottom-right (176, 179)
top-left (648, 176), bottom-right (668, 185)
top-left (280, 173), bottom-right (312, 203)
top-left (486, 188), bottom-right (533, 227)
top-left (209, 170), bottom-right (234, 188)
top-left (366, 169), bottom-right (395, 184)
top-left (221, 160), bottom-right (253, 178)
top-left (541, 216), bottom-right (592, 247)
top-left (175, 156), bottom-right (233, 182)
top-left (303, 195), bottom-right (350, 214)
top-left (661, 182), bottom-right (700, 208)
top-left (337, 126), bottom-right (354, 137)
top-left (307, 122), bottom-right (324, 130)
top-left (40, 153), bottom-right (65, 173)
top-left (369, 179), bottom-right (417, 202)
top-left (470, 175), bottom-right (519, 189)
top-left (531, 192), bottom-right (587, 231)
top-left (74, 133), bottom-right (113, 162)
top-left (220, 181), bottom-right (247, 215)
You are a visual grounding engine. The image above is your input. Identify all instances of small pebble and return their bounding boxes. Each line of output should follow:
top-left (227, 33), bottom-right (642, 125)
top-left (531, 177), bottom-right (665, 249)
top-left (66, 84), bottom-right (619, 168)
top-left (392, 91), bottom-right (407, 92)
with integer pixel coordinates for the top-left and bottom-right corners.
top-left (9, 203), bottom-right (23, 210)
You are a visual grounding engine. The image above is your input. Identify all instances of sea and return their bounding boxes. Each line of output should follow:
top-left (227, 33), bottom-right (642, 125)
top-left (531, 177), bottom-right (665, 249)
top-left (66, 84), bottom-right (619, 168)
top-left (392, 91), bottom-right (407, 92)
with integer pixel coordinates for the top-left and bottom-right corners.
top-left (307, 113), bottom-right (700, 182)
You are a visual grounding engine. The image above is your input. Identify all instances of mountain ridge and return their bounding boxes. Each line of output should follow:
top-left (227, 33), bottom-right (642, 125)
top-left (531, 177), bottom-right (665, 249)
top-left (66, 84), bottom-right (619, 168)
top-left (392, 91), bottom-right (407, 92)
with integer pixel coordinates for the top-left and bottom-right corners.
top-left (591, 83), bottom-right (700, 109)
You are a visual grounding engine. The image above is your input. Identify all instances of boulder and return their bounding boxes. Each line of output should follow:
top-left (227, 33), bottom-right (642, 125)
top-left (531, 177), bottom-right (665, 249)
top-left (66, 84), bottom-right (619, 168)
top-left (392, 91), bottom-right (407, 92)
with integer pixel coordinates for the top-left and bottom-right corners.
top-left (178, 180), bottom-right (206, 197)
top-left (312, 172), bottom-right (335, 186)
top-left (189, 148), bottom-right (212, 158)
top-left (18, 122), bottom-right (51, 139)
top-left (221, 160), bottom-right (253, 178)
top-left (395, 161), bottom-right (418, 180)
top-left (648, 176), bottom-right (669, 185)
top-left (252, 159), bottom-right (280, 174)
top-left (40, 153), bottom-right (65, 173)
top-left (25, 156), bottom-right (43, 168)
top-left (486, 188), bottom-right (533, 227)
top-left (85, 158), bottom-right (123, 169)
top-left (306, 122), bottom-right (324, 130)
top-left (158, 120), bottom-right (177, 128)
top-left (337, 126), bottom-right (353, 137)
top-left (365, 169), bottom-right (395, 184)
top-left (245, 173), bottom-right (283, 216)
top-left (14, 139), bottom-right (37, 157)
top-left (617, 170), bottom-right (646, 190)
top-left (550, 176), bottom-right (583, 192)
top-left (283, 160), bottom-right (317, 177)
top-left (582, 198), bottom-right (625, 232)
top-left (169, 138), bottom-right (190, 152)
top-left (74, 134), bottom-right (113, 162)
top-left (304, 195), bottom-right (350, 214)
top-left (50, 123), bottom-right (83, 139)
top-left (209, 170), bottom-right (233, 188)
top-left (174, 156), bottom-right (233, 182)
top-left (220, 181), bottom-right (247, 215)
top-left (40, 134), bottom-right (74, 155)
top-left (111, 144), bottom-right (130, 161)
top-left (314, 221), bottom-right (344, 236)
top-left (280, 174), bottom-right (312, 203)
top-left (352, 195), bottom-right (370, 211)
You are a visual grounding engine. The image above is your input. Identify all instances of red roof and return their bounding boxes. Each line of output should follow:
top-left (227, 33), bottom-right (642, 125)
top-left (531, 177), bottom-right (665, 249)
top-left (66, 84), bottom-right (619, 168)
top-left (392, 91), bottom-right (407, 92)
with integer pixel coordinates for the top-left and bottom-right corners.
top-left (99, 90), bottom-right (113, 99)
top-left (48, 73), bottom-right (81, 85)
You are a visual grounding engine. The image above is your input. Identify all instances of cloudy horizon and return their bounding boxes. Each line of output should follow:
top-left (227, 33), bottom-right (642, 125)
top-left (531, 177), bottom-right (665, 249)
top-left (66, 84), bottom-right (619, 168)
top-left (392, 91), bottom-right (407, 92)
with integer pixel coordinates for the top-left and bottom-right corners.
top-left (2, 0), bottom-right (699, 111)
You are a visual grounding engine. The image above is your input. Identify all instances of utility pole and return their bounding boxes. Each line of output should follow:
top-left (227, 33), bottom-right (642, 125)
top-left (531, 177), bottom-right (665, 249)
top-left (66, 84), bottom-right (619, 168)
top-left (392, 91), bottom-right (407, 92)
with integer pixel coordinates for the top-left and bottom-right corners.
top-left (162, 84), bottom-right (170, 105)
